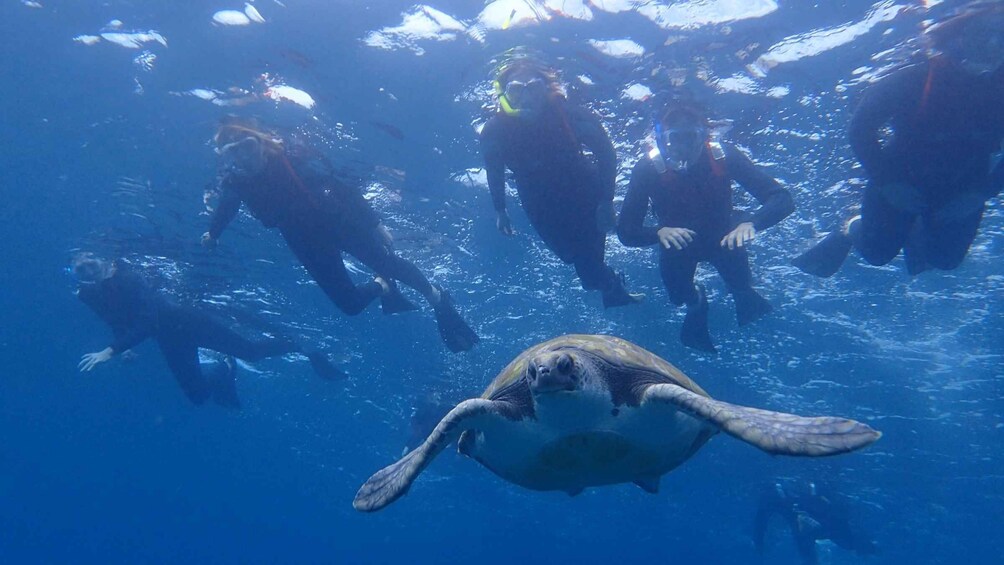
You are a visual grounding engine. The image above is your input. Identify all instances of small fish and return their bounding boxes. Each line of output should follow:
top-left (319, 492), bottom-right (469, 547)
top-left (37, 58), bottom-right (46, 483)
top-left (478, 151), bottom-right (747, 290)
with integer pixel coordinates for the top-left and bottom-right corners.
top-left (280, 48), bottom-right (313, 68)
top-left (369, 121), bottom-right (404, 141)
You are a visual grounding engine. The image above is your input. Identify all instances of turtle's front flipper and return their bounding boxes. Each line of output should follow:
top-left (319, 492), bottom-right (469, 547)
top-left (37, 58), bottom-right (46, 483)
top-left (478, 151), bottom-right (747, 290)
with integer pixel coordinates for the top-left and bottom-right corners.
top-left (354, 398), bottom-right (498, 512)
top-left (641, 384), bottom-right (880, 457)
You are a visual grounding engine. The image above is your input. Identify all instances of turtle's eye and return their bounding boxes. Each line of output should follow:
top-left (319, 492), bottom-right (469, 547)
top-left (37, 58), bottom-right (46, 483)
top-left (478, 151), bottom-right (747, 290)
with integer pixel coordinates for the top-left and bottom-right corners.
top-left (557, 354), bottom-right (573, 374)
top-left (527, 364), bottom-right (537, 381)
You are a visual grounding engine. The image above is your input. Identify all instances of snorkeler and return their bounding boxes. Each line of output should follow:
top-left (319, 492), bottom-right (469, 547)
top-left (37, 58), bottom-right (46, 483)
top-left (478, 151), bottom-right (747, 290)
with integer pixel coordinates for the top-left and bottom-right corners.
top-left (617, 98), bottom-right (794, 353)
top-left (753, 481), bottom-right (879, 565)
top-left (73, 253), bottom-right (343, 408)
top-left (202, 118), bottom-right (479, 353)
top-left (793, 1), bottom-right (1004, 277)
top-left (479, 53), bottom-right (643, 308)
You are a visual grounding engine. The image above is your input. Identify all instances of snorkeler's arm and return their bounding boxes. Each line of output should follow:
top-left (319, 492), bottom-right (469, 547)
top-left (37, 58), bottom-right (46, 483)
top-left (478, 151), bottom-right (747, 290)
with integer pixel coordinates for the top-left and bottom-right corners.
top-left (207, 178), bottom-right (242, 240)
top-left (480, 119), bottom-right (509, 214)
top-left (572, 108), bottom-right (618, 201)
top-left (616, 160), bottom-right (660, 247)
top-left (727, 145), bottom-right (794, 230)
top-left (849, 64), bottom-right (926, 184)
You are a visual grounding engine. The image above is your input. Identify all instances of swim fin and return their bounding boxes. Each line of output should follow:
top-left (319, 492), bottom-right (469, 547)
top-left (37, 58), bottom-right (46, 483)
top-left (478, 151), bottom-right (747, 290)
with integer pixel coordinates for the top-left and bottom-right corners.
top-left (433, 288), bottom-right (479, 353)
top-left (380, 280), bottom-right (419, 315)
top-left (791, 231), bottom-right (853, 277)
top-left (680, 285), bottom-right (716, 353)
top-left (306, 351), bottom-right (348, 381)
top-left (601, 274), bottom-right (646, 308)
top-left (209, 357), bottom-right (241, 409)
top-left (733, 288), bottom-right (773, 326)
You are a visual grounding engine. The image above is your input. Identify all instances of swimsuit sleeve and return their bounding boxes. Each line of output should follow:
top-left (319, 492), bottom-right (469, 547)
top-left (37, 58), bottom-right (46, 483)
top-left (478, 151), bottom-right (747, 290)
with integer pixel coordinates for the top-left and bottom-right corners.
top-left (480, 118), bottom-right (510, 214)
top-left (208, 176), bottom-right (243, 239)
top-left (849, 64), bottom-right (927, 185)
top-left (726, 145), bottom-right (795, 231)
top-left (570, 108), bottom-right (618, 201)
top-left (617, 159), bottom-right (660, 247)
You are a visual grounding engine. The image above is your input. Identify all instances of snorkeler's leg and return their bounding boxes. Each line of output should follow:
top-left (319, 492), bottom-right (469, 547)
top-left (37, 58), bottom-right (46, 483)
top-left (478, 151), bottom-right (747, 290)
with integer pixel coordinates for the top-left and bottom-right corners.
top-left (181, 307), bottom-right (345, 380)
top-left (712, 247), bottom-right (773, 326)
top-left (659, 250), bottom-right (699, 306)
top-left (571, 225), bottom-right (642, 308)
top-left (349, 229), bottom-right (479, 352)
top-left (185, 309), bottom-right (297, 361)
top-left (344, 229), bottom-right (424, 313)
top-left (853, 185), bottom-right (915, 266)
top-left (923, 205), bottom-right (984, 271)
top-left (793, 183), bottom-right (914, 276)
top-left (660, 251), bottom-right (715, 353)
top-left (284, 231), bottom-right (383, 316)
top-left (156, 336), bottom-right (212, 405)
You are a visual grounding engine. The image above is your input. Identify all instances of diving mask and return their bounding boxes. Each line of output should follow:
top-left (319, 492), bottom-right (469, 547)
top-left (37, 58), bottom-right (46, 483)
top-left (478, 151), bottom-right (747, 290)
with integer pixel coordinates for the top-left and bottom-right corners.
top-left (649, 120), bottom-right (731, 173)
top-left (496, 77), bottom-right (548, 117)
top-left (218, 136), bottom-right (266, 177)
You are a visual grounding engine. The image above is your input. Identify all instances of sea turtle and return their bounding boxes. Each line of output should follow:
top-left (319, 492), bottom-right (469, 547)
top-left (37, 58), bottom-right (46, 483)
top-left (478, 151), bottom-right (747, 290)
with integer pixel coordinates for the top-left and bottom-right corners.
top-left (354, 335), bottom-right (880, 512)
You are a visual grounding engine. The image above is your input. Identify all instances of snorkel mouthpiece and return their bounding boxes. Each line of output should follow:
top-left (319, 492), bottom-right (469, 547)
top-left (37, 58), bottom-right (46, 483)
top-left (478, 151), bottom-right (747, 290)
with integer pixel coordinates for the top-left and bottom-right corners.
top-left (495, 79), bottom-right (522, 117)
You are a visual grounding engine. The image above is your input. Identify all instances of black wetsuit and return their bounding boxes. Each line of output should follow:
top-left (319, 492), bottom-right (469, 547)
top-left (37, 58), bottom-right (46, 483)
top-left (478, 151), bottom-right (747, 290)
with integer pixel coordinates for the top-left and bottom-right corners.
top-left (849, 57), bottom-right (1004, 270)
top-left (618, 144), bottom-right (793, 305)
top-left (77, 264), bottom-right (297, 405)
top-left (208, 148), bottom-right (435, 315)
top-left (753, 485), bottom-right (878, 565)
top-left (480, 99), bottom-right (621, 293)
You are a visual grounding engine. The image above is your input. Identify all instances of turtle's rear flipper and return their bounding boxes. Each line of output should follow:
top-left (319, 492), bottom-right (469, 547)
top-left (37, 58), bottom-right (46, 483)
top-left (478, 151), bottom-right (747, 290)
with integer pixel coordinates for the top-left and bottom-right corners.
top-left (354, 398), bottom-right (497, 512)
top-left (641, 384), bottom-right (880, 456)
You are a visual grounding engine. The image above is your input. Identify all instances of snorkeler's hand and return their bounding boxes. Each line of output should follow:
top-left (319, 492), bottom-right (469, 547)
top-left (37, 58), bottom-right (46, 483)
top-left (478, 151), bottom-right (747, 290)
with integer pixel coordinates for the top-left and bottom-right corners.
top-left (201, 232), bottom-right (217, 249)
top-left (496, 210), bottom-right (514, 236)
top-left (657, 227), bottom-right (695, 250)
top-left (721, 222), bottom-right (756, 250)
top-left (79, 347), bottom-right (114, 372)
top-left (596, 200), bottom-right (616, 233)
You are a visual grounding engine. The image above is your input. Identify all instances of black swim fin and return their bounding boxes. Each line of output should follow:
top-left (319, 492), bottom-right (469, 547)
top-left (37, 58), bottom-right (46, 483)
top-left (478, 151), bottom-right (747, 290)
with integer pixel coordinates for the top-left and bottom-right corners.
top-left (733, 288), bottom-right (773, 326)
top-left (601, 274), bottom-right (645, 309)
top-left (306, 351), bottom-right (348, 381)
top-left (380, 280), bottom-right (419, 315)
top-left (791, 231), bottom-right (852, 277)
top-left (681, 286), bottom-right (716, 354)
top-left (209, 357), bottom-right (241, 409)
top-left (433, 288), bottom-right (479, 353)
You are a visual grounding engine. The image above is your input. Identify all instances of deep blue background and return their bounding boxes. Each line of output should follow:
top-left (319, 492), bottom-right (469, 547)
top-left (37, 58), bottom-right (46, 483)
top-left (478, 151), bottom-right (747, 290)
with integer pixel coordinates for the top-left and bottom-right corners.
top-left (1, 1), bottom-right (1001, 563)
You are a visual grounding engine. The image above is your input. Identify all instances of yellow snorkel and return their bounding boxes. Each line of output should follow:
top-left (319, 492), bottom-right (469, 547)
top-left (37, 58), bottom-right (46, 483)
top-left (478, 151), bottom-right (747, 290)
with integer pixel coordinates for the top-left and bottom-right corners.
top-left (502, 8), bottom-right (517, 31)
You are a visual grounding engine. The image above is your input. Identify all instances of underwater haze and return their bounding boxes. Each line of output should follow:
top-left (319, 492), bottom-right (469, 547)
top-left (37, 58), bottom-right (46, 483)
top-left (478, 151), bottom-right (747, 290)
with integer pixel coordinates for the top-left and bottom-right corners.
top-left (1, 1), bottom-right (1002, 564)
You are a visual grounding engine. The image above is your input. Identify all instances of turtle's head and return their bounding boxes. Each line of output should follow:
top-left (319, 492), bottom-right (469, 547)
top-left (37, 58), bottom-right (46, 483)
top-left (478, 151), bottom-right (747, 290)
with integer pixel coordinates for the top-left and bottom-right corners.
top-left (526, 350), bottom-right (590, 395)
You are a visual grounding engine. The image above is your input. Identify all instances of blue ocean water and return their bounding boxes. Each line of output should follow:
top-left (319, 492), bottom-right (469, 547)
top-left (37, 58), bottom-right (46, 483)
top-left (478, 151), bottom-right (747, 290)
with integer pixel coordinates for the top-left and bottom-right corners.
top-left (1, 1), bottom-right (1001, 563)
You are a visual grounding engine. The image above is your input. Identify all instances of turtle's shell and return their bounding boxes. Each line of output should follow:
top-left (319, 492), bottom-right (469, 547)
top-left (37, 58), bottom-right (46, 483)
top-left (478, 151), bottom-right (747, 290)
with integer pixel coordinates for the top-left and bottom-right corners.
top-left (481, 334), bottom-right (709, 400)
